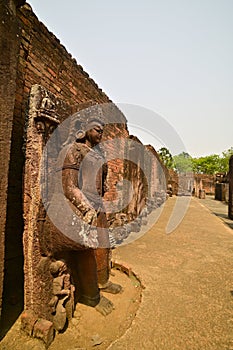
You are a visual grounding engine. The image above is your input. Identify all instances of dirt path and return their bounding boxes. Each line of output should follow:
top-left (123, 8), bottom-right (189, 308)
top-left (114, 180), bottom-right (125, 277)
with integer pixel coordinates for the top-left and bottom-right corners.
top-left (1, 196), bottom-right (233, 350)
top-left (111, 196), bottom-right (233, 349)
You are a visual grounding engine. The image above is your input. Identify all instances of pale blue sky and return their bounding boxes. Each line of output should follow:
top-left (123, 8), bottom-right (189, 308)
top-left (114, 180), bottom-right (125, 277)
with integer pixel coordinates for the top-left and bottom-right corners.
top-left (28, 0), bottom-right (233, 157)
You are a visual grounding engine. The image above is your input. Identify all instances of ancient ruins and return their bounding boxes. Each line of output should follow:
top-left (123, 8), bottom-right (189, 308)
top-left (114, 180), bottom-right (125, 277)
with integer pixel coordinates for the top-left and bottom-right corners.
top-left (0, 0), bottom-right (166, 345)
top-left (1, 0), bottom-right (232, 348)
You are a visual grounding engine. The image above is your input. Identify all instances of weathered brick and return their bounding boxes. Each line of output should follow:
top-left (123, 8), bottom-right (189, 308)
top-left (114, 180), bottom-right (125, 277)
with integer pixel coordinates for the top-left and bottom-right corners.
top-left (47, 67), bottom-right (57, 78)
top-left (112, 260), bottom-right (133, 277)
top-left (21, 309), bottom-right (37, 336)
top-left (33, 319), bottom-right (54, 347)
top-left (1, 0), bottom-right (160, 336)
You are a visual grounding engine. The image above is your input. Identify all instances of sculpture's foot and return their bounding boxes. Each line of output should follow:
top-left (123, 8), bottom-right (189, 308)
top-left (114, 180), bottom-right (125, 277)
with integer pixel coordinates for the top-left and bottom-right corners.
top-left (95, 295), bottom-right (114, 316)
top-left (99, 281), bottom-right (123, 294)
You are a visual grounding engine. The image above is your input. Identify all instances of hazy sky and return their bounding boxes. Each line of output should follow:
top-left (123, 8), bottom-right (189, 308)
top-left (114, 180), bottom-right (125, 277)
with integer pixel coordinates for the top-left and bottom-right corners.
top-left (28, 0), bottom-right (233, 157)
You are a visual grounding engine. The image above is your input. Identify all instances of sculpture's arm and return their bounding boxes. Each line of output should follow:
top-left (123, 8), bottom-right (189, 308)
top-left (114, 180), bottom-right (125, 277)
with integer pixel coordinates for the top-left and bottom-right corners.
top-left (102, 161), bottom-right (109, 194)
top-left (62, 167), bottom-right (92, 214)
top-left (62, 146), bottom-right (97, 224)
top-left (53, 278), bottom-right (70, 296)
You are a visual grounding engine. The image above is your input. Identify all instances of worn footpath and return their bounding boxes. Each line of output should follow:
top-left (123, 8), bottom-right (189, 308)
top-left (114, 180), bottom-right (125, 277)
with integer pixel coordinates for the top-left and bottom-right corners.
top-left (1, 196), bottom-right (233, 350)
top-left (110, 196), bottom-right (233, 349)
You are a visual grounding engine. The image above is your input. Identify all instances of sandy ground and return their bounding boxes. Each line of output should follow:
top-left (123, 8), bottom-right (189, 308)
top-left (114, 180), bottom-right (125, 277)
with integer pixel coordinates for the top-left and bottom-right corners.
top-left (0, 269), bottom-right (141, 350)
top-left (1, 195), bottom-right (233, 349)
top-left (110, 196), bottom-right (233, 349)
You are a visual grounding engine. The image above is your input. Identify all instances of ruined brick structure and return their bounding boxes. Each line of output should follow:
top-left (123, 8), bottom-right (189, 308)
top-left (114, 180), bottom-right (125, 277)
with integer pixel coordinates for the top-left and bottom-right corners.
top-left (0, 0), bottom-right (165, 339)
top-left (193, 174), bottom-right (215, 197)
top-left (0, 0), bottom-right (26, 331)
top-left (215, 172), bottom-right (229, 202)
top-left (167, 171), bottom-right (215, 198)
top-left (146, 145), bottom-right (168, 204)
top-left (168, 169), bottom-right (179, 195)
top-left (167, 171), bottom-right (193, 196)
top-left (0, 0), bottom-right (112, 325)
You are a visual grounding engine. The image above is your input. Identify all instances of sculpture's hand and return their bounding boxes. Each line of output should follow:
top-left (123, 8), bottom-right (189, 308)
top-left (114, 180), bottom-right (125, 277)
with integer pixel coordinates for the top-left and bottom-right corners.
top-left (60, 289), bottom-right (70, 296)
top-left (83, 208), bottom-right (97, 226)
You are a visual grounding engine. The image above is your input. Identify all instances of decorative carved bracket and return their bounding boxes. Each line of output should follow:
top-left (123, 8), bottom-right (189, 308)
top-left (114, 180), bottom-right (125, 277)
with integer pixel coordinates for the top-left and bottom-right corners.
top-left (33, 91), bottom-right (60, 145)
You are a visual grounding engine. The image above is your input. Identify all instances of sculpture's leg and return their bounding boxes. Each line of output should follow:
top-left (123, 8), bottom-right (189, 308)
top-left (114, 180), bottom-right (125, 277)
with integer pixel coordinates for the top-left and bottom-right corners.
top-left (75, 249), bottom-right (100, 307)
top-left (75, 249), bottom-right (114, 316)
top-left (95, 247), bottom-right (110, 287)
top-left (95, 212), bottom-right (123, 294)
top-left (95, 211), bottom-right (111, 287)
top-left (53, 299), bottom-right (67, 332)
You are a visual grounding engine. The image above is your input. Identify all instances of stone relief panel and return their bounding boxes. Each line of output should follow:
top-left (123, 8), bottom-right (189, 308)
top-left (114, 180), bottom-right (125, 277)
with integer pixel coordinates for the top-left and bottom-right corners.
top-left (23, 85), bottom-right (71, 321)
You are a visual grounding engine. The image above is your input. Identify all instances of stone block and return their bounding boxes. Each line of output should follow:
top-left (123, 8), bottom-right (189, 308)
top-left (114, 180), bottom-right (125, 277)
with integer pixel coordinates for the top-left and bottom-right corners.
top-left (21, 309), bottom-right (37, 336)
top-left (141, 218), bottom-right (148, 226)
top-left (112, 260), bottom-right (133, 277)
top-left (130, 221), bottom-right (141, 233)
top-left (33, 319), bottom-right (54, 347)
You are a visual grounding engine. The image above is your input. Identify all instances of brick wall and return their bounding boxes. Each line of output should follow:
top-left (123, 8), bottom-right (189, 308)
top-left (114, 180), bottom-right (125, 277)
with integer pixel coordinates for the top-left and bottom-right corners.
top-left (0, 0), bottom-right (22, 317)
top-left (15, 2), bottom-right (129, 223)
top-left (1, 0), bottom-right (129, 319)
top-left (194, 174), bottom-right (215, 196)
top-left (167, 171), bottom-right (215, 197)
top-left (1, 0), bottom-right (164, 323)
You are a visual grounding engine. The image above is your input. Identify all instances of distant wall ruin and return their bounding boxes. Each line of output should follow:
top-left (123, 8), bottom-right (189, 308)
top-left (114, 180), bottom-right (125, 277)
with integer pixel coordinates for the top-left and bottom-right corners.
top-left (167, 170), bottom-right (215, 198)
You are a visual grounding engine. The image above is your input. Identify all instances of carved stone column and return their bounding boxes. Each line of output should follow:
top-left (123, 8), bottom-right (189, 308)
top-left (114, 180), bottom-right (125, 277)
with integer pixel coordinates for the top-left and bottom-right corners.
top-left (23, 85), bottom-right (66, 320)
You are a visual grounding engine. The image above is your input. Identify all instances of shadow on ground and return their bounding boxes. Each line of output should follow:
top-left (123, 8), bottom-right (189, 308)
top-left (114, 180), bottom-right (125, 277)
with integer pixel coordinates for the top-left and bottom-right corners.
top-left (199, 195), bottom-right (233, 230)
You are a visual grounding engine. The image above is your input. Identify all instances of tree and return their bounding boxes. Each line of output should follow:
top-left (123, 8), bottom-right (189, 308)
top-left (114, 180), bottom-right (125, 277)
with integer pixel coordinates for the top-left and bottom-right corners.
top-left (173, 152), bottom-right (193, 173)
top-left (158, 147), bottom-right (233, 174)
top-left (158, 147), bottom-right (174, 169)
top-left (192, 154), bottom-right (221, 174)
top-left (219, 147), bottom-right (233, 173)
top-left (192, 148), bottom-right (233, 174)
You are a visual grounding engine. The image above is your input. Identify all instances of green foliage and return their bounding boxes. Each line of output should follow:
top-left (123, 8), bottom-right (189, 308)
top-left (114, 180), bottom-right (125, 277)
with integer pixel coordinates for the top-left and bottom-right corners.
top-left (157, 147), bottom-right (233, 174)
top-left (191, 154), bottom-right (220, 174)
top-left (192, 147), bottom-right (233, 174)
top-left (158, 147), bottom-right (174, 169)
top-left (173, 152), bottom-right (193, 173)
top-left (219, 147), bottom-right (233, 172)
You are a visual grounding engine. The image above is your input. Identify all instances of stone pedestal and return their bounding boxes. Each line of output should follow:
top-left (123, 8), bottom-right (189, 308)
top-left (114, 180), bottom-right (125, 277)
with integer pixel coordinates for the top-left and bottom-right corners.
top-left (199, 189), bottom-right (206, 199)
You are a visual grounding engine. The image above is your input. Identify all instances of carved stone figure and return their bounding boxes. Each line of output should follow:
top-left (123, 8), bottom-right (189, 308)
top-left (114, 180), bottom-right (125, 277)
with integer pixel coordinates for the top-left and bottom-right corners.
top-left (23, 86), bottom-right (124, 341)
top-left (49, 260), bottom-right (75, 332)
top-left (41, 92), bottom-right (55, 111)
top-left (47, 116), bottom-right (122, 316)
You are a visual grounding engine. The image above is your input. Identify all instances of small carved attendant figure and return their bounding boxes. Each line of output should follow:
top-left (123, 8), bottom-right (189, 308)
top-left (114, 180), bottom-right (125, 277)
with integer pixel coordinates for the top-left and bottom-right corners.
top-left (41, 92), bottom-right (55, 111)
top-left (49, 260), bottom-right (75, 332)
